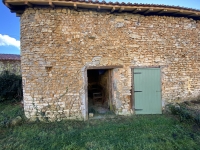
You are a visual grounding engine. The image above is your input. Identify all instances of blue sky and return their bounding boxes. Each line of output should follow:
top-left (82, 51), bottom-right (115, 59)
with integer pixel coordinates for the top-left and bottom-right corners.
top-left (0, 0), bottom-right (200, 55)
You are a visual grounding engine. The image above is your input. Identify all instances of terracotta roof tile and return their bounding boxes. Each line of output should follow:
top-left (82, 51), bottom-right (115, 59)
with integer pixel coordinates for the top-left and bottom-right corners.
top-left (0, 54), bottom-right (20, 61)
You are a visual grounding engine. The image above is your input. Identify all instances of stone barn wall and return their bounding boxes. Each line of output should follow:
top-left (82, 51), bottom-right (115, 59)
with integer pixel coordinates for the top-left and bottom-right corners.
top-left (0, 60), bottom-right (21, 75)
top-left (20, 7), bottom-right (200, 121)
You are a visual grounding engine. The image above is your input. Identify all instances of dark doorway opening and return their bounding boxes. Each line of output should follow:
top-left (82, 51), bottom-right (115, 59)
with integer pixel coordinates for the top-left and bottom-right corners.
top-left (87, 69), bottom-right (113, 118)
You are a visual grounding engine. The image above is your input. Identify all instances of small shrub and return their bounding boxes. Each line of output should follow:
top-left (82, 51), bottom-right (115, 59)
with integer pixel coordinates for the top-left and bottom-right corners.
top-left (193, 111), bottom-right (200, 126)
top-left (0, 71), bottom-right (23, 102)
top-left (178, 105), bottom-right (192, 122)
top-left (169, 103), bottom-right (200, 126)
top-left (168, 104), bottom-right (179, 115)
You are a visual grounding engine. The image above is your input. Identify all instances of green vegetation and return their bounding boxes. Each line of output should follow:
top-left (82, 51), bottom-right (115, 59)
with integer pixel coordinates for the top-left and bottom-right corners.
top-left (0, 71), bottom-right (23, 102)
top-left (0, 101), bottom-right (24, 127)
top-left (0, 102), bottom-right (200, 150)
top-left (169, 101), bottom-right (200, 127)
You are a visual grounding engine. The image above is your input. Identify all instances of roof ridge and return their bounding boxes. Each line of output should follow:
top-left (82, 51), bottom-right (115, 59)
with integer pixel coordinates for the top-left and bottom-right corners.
top-left (0, 53), bottom-right (20, 55)
top-left (0, 54), bottom-right (21, 61)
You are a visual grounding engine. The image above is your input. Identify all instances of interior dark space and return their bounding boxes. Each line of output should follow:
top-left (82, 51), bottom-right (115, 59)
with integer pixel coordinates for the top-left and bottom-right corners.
top-left (87, 69), bottom-right (113, 117)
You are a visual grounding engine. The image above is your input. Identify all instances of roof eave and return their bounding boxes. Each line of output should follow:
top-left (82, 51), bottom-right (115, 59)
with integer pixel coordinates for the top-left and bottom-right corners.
top-left (3, 0), bottom-right (200, 19)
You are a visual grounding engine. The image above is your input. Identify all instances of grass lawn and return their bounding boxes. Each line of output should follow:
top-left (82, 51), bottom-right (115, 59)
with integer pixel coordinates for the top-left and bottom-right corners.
top-left (0, 102), bottom-right (200, 150)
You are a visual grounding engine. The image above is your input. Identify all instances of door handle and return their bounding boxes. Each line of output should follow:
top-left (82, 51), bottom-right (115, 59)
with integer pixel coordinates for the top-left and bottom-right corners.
top-left (134, 91), bottom-right (142, 92)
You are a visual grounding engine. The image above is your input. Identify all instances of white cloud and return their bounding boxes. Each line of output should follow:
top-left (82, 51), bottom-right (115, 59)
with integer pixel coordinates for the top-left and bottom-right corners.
top-left (0, 34), bottom-right (20, 49)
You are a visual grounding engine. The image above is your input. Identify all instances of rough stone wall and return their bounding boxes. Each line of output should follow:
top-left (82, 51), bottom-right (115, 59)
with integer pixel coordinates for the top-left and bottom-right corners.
top-left (20, 7), bottom-right (200, 121)
top-left (0, 60), bottom-right (21, 75)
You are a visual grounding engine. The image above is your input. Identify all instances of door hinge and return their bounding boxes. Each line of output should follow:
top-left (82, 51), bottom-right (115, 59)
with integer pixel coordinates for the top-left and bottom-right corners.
top-left (135, 109), bottom-right (143, 111)
top-left (134, 72), bottom-right (141, 74)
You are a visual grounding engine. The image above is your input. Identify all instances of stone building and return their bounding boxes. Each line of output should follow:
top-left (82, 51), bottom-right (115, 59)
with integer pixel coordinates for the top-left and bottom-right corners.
top-left (3, 0), bottom-right (200, 121)
top-left (0, 54), bottom-right (21, 75)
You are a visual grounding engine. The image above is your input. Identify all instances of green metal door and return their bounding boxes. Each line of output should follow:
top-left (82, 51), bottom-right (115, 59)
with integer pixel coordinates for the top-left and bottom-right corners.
top-left (133, 68), bottom-right (162, 114)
